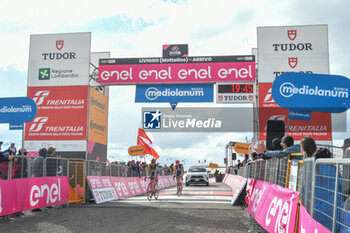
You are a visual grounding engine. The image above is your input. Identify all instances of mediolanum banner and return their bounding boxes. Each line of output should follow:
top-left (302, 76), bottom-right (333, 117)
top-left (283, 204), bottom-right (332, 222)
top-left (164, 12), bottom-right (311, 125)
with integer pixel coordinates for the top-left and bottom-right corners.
top-left (257, 25), bottom-right (329, 83)
top-left (88, 88), bottom-right (108, 145)
top-left (27, 32), bottom-right (91, 87)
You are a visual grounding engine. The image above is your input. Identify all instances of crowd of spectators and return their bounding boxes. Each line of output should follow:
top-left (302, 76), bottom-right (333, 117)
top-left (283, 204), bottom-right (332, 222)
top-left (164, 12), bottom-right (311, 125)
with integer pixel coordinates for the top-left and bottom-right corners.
top-left (0, 144), bottom-right (65, 179)
top-left (232, 136), bottom-right (350, 168)
top-left (230, 136), bottom-right (350, 232)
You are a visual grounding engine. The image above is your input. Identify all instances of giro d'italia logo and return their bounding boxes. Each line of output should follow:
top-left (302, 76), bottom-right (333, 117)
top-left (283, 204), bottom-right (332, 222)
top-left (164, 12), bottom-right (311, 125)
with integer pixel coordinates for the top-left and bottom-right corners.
top-left (143, 110), bottom-right (161, 129)
top-left (39, 68), bottom-right (50, 80)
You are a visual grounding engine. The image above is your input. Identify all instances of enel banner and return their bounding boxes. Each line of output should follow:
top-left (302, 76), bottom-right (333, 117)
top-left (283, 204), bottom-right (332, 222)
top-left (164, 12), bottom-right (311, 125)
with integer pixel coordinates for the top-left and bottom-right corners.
top-left (247, 179), bottom-right (299, 233)
top-left (0, 177), bottom-right (69, 216)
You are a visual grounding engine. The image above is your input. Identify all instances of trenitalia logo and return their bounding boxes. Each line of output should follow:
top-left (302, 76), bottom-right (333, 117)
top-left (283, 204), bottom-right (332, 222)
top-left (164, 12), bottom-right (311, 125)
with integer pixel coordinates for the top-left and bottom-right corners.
top-left (279, 82), bottom-right (349, 99)
top-left (29, 117), bottom-right (49, 132)
top-left (263, 88), bottom-right (274, 103)
top-left (145, 87), bottom-right (204, 101)
top-left (33, 91), bottom-right (50, 105)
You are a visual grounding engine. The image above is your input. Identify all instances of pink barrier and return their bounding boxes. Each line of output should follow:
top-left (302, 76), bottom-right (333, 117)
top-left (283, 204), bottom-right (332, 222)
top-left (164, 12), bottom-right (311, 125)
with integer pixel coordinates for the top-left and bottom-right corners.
top-left (223, 174), bottom-right (247, 205)
top-left (299, 205), bottom-right (331, 233)
top-left (87, 176), bottom-right (118, 204)
top-left (87, 176), bottom-right (177, 202)
top-left (247, 179), bottom-right (299, 233)
top-left (0, 177), bottom-right (69, 216)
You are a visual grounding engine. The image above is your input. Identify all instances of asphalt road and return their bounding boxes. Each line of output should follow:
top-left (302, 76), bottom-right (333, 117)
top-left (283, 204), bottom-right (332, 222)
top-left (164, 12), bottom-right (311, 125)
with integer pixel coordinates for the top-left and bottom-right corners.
top-left (0, 182), bottom-right (266, 233)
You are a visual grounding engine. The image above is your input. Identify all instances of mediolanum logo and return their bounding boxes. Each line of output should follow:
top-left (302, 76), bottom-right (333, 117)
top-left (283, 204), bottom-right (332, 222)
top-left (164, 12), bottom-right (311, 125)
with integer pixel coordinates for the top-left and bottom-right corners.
top-left (145, 87), bottom-right (204, 101)
top-left (279, 82), bottom-right (349, 99)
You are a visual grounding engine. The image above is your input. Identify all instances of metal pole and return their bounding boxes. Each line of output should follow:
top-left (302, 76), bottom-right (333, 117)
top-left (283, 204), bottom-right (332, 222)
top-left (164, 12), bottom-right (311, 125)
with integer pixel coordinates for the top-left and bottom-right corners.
top-left (310, 161), bottom-right (316, 217)
top-left (286, 117), bottom-right (290, 136)
top-left (332, 162), bottom-right (339, 233)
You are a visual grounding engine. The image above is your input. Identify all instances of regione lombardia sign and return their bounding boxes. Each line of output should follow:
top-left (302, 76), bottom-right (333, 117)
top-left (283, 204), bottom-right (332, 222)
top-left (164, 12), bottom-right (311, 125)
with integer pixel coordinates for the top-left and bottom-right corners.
top-left (27, 32), bottom-right (91, 87)
top-left (98, 56), bottom-right (255, 84)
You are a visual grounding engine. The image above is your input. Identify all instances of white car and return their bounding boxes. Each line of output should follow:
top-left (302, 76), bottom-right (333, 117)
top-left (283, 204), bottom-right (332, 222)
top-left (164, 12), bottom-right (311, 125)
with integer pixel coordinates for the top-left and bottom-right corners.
top-left (185, 166), bottom-right (209, 186)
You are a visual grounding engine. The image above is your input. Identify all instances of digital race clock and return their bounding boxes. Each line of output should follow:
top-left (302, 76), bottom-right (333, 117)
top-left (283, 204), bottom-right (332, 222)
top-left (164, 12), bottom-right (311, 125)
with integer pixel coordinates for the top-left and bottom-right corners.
top-left (218, 84), bottom-right (254, 94)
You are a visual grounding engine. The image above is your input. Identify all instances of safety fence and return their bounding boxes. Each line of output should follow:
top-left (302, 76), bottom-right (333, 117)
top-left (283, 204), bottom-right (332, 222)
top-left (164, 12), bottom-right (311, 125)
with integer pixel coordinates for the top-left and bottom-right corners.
top-left (230, 148), bottom-right (350, 233)
top-left (86, 160), bottom-right (173, 177)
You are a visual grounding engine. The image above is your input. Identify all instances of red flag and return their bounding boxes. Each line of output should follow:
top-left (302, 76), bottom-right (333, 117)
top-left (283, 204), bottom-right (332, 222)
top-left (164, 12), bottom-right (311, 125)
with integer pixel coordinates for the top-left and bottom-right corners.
top-left (143, 143), bottom-right (160, 160)
top-left (137, 128), bottom-right (160, 160)
top-left (137, 128), bottom-right (152, 145)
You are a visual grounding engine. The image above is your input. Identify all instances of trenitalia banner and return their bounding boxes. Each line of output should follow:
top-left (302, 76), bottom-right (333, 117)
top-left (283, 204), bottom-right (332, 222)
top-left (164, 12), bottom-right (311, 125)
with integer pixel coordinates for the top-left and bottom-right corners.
top-left (257, 25), bottom-right (329, 83)
top-left (25, 86), bottom-right (88, 141)
top-left (247, 179), bottom-right (299, 233)
top-left (223, 174), bottom-right (247, 205)
top-left (298, 205), bottom-right (331, 233)
top-left (272, 72), bottom-right (350, 113)
top-left (88, 88), bottom-right (108, 145)
top-left (258, 83), bottom-right (332, 141)
top-left (135, 84), bottom-right (214, 103)
top-left (0, 177), bottom-right (69, 216)
top-left (87, 176), bottom-right (176, 203)
top-left (98, 56), bottom-right (255, 84)
top-left (0, 97), bottom-right (37, 124)
top-left (27, 32), bottom-right (91, 87)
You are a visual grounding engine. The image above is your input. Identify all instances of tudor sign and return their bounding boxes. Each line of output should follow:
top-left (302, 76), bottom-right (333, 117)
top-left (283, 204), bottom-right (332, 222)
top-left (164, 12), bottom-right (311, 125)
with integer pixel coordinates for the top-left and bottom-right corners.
top-left (257, 25), bottom-right (329, 83)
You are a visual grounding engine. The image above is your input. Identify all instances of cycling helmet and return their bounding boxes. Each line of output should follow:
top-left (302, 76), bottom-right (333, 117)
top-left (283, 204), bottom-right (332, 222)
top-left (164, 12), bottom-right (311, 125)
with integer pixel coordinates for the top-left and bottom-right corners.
top-left (151, 158), bottom-right (156, 164)
top-left (175, 160), bottom-right (180, 164)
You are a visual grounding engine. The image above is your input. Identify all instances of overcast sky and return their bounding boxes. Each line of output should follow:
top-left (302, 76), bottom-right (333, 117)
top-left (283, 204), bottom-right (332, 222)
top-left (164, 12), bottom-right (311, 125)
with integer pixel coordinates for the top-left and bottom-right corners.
top-left (0, 0), bottom-right (349, 166)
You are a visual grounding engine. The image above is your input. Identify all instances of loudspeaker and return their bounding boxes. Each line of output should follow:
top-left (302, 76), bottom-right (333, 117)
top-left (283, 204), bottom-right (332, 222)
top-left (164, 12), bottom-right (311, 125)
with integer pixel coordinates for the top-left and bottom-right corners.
top-left (232, 153), bottom-right (237, 160)
top-left (266, 120), bottom-right (285, 150)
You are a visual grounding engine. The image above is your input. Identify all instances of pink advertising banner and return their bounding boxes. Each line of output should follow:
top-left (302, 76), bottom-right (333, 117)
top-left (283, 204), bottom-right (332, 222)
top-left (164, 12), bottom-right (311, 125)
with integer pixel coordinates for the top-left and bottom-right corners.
top-left (247, 179), bottom-right (299, 233)
top-left (98, 56), bottom-right (255, 84)
top-left (86, 176), bottom-right (118, 204)
top-left (298, 205), bottom-right (331, 233)
top-left (87, 176), bottom-right (176, 202)
top-left (223, 174), bottom-right (247, 205)
top-left (0, 177), bottom-right (69, 216)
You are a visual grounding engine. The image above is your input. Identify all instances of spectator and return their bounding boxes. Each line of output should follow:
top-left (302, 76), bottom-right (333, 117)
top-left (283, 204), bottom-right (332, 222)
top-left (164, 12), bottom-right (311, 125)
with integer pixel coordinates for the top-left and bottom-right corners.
top-left (300, 136), bottom-right (317, 158)
top-left (8, 143), bottom-right (17, 155)
top-left (33, 148), bottom-right (47, 177)
top-left (237, 160), bottom-right (242, 169)
top-left (265, 136), bottom-right (301, 158)
top-left (251, 152), bottom-right (258, 161)
top-left (343, 138), bottom-right (350, 153)
top-left (0, 150), bottom-right (13, 179)
top-left (170, 164), bottom-right (174, 175)
top-left (272, 138), bottom-right (283, 150)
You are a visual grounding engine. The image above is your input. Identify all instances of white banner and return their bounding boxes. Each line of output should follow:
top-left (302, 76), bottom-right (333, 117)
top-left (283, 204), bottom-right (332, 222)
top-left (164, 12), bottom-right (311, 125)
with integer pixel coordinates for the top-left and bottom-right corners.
top-left (257, 25), bottom-right (329, 83)
top-left (27, 32), bottom-right (91, 87)
top-left (24, 140), bottom-right (87, 152)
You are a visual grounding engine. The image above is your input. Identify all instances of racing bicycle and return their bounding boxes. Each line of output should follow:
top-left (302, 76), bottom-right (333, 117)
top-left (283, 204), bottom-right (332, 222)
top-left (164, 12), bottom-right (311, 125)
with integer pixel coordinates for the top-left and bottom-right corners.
top-left (147, 177), bottom-right (159, 201)
top-left (175, 176), bottom-right (183, 197)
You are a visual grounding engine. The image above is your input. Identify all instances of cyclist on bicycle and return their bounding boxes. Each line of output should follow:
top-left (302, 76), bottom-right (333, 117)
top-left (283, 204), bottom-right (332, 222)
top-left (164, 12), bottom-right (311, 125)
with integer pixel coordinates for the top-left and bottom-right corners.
top-left (173, 160), bottom-right (184, 185)
top-left (148, 159), bottom-right (159, 182)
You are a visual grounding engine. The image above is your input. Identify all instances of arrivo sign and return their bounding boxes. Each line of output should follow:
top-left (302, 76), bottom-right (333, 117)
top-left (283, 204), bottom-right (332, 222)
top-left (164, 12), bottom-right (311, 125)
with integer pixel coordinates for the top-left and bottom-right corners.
top-left (98, 56), bottom-right (255, 84)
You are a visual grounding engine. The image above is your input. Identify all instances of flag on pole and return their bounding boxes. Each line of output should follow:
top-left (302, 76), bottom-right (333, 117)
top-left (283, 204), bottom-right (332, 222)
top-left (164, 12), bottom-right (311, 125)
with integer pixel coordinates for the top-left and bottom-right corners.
top-left (137, 128), bottom-right (160, 160)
